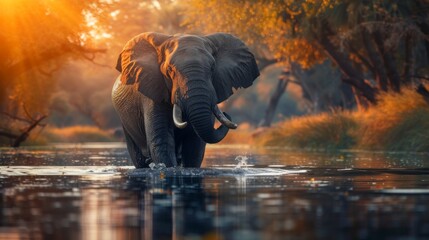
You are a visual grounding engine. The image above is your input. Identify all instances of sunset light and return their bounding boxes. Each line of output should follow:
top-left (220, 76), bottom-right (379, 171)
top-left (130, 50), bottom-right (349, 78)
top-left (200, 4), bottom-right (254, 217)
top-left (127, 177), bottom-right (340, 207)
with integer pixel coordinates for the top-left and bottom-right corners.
top-left (1, 1), bottom-right (429, 239)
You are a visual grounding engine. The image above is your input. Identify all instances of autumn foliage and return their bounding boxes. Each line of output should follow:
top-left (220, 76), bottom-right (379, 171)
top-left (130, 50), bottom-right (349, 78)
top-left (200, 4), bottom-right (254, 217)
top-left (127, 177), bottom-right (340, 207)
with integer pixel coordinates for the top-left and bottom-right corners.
top-left (255, 88), bottom-right (429, 151)
top-left (0, 0), bottom-right (428, 150)
top-left (185, 0), bottom-right (429, 105)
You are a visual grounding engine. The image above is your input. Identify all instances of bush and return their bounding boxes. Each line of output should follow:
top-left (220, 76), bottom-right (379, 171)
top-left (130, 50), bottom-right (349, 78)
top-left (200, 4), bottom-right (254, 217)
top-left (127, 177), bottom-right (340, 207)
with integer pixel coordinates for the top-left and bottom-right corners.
top-left (358, 89), bottom-right (429, 152)
top-left (255, 112), bottom-right (357, 150)
top-left (255, 88), bottom-right (429, 152)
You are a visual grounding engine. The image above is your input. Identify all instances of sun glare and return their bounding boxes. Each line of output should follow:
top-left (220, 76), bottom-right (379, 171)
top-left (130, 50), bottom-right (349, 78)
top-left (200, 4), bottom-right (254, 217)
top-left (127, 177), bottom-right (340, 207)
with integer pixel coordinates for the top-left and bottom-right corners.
top-left (1, 0), bottom-right (111, 49)
top-left (83, 10), bottom-right (112, 41)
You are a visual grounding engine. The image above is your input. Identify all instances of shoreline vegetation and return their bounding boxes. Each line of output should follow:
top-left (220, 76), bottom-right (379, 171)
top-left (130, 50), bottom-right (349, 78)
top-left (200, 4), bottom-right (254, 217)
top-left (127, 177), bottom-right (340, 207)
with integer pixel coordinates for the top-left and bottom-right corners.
top-left (253, 88), bottom-right (429, 152)
top-left (26, 88), bottom-right (429, 152)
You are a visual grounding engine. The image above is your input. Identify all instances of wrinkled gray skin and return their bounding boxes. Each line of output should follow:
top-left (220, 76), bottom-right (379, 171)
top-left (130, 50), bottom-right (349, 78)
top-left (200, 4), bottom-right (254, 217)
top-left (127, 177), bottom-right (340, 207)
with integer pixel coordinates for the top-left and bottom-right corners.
top-left (112, 32), bottom-right (259, 168)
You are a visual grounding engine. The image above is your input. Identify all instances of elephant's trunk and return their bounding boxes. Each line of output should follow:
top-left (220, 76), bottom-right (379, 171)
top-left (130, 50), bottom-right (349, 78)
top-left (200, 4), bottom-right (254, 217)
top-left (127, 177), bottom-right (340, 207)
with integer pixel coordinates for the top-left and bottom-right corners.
top-left (184, 82), bottom-right (229, 144)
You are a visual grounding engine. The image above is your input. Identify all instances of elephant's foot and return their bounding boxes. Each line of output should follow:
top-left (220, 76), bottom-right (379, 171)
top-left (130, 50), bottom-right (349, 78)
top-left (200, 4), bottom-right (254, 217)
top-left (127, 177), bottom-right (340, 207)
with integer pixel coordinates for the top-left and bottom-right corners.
top-left (134, 156), bottom-right (153, 168)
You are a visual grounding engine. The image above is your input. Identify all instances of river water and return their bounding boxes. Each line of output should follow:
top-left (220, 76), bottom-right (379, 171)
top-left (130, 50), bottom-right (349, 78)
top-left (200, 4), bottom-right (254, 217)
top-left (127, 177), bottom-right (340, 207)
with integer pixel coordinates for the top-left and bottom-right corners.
top-left (0, 143), bottom-right (429, 239)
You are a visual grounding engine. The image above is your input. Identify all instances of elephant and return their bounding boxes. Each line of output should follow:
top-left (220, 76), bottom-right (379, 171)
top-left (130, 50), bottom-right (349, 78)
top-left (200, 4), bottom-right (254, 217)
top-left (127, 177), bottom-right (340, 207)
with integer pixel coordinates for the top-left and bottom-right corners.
top-left (112, 32), bottom-right (259, 168)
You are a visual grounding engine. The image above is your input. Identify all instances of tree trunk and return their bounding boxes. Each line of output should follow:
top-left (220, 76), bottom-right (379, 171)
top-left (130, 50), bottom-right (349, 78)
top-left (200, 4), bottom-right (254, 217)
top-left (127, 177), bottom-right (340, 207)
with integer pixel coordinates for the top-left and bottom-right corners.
top-left (416, 83), bottom-right (429, 104)
top-left (339, 82), bottom-right (356, 110)
top-left (351, 85), bottom-right (370, 111)
top-left (372, 32), bottom-right (402, 92)
top-left (403, 34), bottom-right (415, 86)
top-left (361, 30), bottom-right (388, 91)
top-left (316, 33), bottom-right (377, 104)
top-left (259, 69), bottom-right (290, 127)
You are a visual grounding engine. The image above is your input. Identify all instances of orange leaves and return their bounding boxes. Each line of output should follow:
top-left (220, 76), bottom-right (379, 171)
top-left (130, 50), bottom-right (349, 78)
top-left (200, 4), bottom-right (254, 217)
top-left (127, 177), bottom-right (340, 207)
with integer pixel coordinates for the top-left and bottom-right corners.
top-left (277, 39), bottom-right (325, 68)
top-left (184, 0), bottom-right (329, 66)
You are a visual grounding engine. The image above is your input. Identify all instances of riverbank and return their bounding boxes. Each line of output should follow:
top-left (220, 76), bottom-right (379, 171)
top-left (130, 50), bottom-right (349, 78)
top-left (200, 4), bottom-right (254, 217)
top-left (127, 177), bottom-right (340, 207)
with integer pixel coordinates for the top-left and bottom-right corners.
top-left (253, 89), bottom-right (429, 152)
top-left (25, 89), bottom-right (429, 152)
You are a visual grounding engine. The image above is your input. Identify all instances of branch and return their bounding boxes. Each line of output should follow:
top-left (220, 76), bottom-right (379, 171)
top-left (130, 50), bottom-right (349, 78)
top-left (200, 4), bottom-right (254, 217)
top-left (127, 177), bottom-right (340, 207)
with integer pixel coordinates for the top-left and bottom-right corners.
top-left (22, 103), bottom-right (35, 122)
top-left (12, 115), bottom-right (47, 147)
top-left (348, 45), bottom-right (375, 73)
top-left (4, 43), bottom-right (106, 79)
top-left (0, 130), bottom-right (19, 139)
top-left (408, 75), bottom-right (429, 81)
top-left (0, 111), bottom-right (32, 123)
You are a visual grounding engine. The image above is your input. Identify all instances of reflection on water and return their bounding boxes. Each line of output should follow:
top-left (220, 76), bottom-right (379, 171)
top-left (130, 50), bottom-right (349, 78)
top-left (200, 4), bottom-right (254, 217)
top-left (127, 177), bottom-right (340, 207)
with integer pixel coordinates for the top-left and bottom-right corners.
top-left (1, 144), bottom-right (429, 239)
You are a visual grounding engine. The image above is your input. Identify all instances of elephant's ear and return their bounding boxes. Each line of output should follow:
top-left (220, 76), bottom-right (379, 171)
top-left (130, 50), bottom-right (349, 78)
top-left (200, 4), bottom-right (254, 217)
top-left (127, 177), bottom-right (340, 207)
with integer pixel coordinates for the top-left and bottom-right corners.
top-left (206, 33), bottom-right (260, 103)
top-left (116, 32), bottom-right (172, 103)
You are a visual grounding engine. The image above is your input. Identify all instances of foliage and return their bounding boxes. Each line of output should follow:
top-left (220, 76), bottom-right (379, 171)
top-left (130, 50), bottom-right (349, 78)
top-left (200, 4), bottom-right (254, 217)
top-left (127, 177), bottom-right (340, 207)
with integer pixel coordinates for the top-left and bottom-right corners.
top-left (184, 0), bottom-right (326, 66)
top-left (0, 0), bottom-right (109, 145)
top-left (255, 111), bottom-right (357, 149)
top-left (255, 88), bottom-right (429, 152)
top-left (0, 0), bottom-right (107, 107)
top-left (0, 0), bottom-right (186, 145)
top-left (358, 88), bottom-right (429, 151)
top-left (184, 0), bottom-right (429, 105)
top-left (47, 0), bottom-right (186, 129)
top-left (1, 0), bottom-right (428, 149)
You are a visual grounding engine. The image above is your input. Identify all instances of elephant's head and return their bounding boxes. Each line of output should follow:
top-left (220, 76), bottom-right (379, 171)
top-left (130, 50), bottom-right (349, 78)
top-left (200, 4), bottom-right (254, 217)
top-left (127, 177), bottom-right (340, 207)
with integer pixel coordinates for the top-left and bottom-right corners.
top-left (116, 32), bottom-right (259, 143)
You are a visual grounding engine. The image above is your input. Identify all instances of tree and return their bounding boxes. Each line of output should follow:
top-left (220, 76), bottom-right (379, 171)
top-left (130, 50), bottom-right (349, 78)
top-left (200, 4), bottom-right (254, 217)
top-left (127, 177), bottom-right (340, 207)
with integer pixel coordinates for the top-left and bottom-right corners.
top-left (46, 0), bottom-right (188, 130)
top-left (0, 0), bottom-right (107, 146)
top-left (184, 0), bottom-right (429, 107)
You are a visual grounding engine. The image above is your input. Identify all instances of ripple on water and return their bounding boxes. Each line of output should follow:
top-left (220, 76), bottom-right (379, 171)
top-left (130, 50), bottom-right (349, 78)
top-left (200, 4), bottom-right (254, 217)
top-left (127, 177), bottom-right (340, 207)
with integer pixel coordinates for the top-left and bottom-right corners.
top-left (127, 167), bottom-right (307, 178)
top-left (377, 189), bottom-right (429, 194)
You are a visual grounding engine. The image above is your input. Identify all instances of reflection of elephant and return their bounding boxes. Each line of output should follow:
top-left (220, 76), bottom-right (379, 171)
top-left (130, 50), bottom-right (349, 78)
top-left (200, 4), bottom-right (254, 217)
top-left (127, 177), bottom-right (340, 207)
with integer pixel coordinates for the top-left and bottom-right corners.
top-left (112, 32), bottom-right (259, 168)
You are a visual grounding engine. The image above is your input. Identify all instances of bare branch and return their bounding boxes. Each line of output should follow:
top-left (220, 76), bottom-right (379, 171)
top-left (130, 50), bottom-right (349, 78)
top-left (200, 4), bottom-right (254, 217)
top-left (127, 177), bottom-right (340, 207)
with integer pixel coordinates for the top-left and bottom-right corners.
top-left (22, 103), bottom-right (36, 122)
top-left (0, 111), bottom-right (32, 123)
top-left (4, 43), bottom-right (107, 81)
top-left (12, 115), bottom-right (47, 147)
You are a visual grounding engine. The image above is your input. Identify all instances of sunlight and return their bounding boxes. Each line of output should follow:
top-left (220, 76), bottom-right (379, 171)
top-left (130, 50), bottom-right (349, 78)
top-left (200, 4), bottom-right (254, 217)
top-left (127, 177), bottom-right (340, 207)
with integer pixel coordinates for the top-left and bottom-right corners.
top-left (152, 0), bottom-right (162, 10)
top-left (0, 0), bottom-right (14, 12)
top-left (83, 10), bottom-right (112, 41)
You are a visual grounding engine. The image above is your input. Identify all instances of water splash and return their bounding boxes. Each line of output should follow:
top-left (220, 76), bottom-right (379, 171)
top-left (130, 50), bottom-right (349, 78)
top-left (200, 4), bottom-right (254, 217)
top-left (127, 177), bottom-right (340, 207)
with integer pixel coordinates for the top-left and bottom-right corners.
top-left (235, 155), bottom-right (249, 169)
top-left (149, 163), bottom-right (166, 170)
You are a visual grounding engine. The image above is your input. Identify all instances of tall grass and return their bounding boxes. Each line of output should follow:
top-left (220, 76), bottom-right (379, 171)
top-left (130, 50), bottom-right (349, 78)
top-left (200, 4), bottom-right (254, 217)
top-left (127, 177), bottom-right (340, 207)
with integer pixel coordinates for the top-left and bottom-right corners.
top-left (255, 88), bottom-right (429, 152)
top-left (358, 89), bottom-right (429, 151)
top-left (24, 89), bottom-right (429, 151)
top-left (254, 112), bottom-right (357, 149)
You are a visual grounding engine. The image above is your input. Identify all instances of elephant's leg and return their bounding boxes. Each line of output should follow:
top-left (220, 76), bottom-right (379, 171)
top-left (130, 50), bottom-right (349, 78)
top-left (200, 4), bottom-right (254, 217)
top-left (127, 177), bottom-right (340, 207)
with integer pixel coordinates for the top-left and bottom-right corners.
top-left (180, 128), bottom-right (206, 168)
top-left (174, 132), bottom-right (183, 166)
top-left (143, 98), bottom-right (177, 167)
top-left (112, 82), bottom-right (151, 168)
top-left (123, 126), bottom-right (151, 168)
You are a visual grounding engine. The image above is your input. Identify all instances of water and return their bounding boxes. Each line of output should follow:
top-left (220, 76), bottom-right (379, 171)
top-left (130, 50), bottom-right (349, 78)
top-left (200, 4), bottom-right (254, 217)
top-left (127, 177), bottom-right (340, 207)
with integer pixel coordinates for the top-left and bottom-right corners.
top-left (1, 143), bottom-right (429, 239)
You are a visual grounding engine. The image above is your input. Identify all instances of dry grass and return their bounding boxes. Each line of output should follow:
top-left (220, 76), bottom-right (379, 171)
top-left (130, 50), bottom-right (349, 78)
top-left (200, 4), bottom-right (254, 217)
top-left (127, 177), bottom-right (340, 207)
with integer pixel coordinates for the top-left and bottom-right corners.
top-left (221, 129), bottom-right (254, 145)
top-left (255, 88), bottom-right (429, 152)
top-left (25, 89), bottom-right (429, 152)
top-left (254, 112), bottom-right (357, 149)
top-left (41, 126), bottom-right (117, 143)
top-left (220, 122), bottom-right (255, 145)
top-left (358, 89), bottom-right (429, 151)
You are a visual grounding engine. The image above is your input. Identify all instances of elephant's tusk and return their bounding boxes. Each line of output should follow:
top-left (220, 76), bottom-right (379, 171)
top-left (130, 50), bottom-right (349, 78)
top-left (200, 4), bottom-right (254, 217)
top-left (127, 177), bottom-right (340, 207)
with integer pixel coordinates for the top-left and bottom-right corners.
top-left (173, 104), bottom-right (188, 129)
top-left (213, 105), bottom-right (238, 129)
